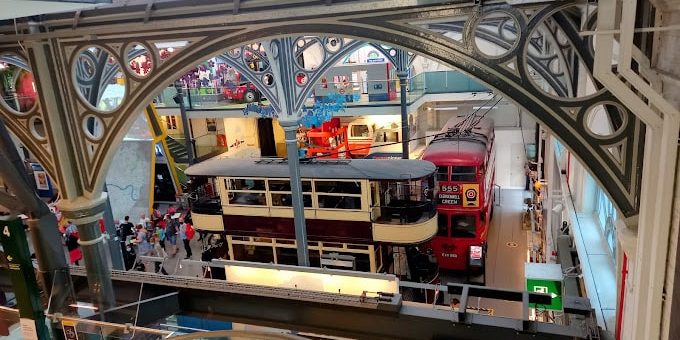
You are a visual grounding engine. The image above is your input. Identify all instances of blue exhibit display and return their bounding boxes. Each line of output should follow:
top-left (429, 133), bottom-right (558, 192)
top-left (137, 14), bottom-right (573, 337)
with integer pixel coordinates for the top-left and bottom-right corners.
top-left (176, 315), bottom-right (233, 332)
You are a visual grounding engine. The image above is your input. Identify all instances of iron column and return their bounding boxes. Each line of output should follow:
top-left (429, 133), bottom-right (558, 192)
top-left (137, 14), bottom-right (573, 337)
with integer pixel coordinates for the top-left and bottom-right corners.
top-left (102, 184), bottom-right (124, 270)
top-left (398, 70), bottom-right (410, 159)
top-left (281, 121), bottom-right (310, 266)
top-left (77, 217), bottom-right (115, 313)
top-left (174, 81), bottom-right (195, 164)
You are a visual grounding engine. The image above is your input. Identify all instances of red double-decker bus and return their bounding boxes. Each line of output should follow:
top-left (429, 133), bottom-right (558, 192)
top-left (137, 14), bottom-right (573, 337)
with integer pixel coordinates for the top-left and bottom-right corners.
top-left (421, 115), bottom-right (495, 272)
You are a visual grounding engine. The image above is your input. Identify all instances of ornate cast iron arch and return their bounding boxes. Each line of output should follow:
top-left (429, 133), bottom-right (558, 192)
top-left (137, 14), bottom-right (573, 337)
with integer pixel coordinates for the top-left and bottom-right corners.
top-left (0, 1), bottom-right (643, 217)
top-left (0, 48), bottom-right (56, 183)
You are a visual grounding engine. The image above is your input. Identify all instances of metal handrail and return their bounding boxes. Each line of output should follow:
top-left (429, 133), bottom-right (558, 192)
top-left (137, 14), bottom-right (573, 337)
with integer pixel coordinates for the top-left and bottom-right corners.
top-left (69, 265), bottom-right (401, 310)
top-left (372, 200), bottom-right (436, 224)
top-left (494, 184), bottom-right (501, 206)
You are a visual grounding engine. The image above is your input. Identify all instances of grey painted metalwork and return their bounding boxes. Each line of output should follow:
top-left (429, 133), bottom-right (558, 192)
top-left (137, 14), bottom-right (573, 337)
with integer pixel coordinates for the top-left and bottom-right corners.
top-left (101, 184), bottom-right (124, 270)
top-left (174, 81), bottom-right (195, 165)
top-left (185, 157), bottom-right (436, 179)
top-left (0, 118), bottom-right (72, 314)
top-left (76, 219), bottom-right (116, 314)
top-left (398, 69), bottom-right (409, 159)
top-left (0, 2), bottom-right (644, 226)
top-left (265, 37), bottom-right (310, 266)
top-left (283, 123), bottom-right (310, 267)
top-left (59, 266), bottom-right (597, 339)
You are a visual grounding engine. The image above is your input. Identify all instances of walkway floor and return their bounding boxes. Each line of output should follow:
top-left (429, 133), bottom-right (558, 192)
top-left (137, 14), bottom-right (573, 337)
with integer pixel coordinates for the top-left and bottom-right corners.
top-left (573, 213), bottom-right (617, 332)
top-left (480, 188), bottom-right (531, 318)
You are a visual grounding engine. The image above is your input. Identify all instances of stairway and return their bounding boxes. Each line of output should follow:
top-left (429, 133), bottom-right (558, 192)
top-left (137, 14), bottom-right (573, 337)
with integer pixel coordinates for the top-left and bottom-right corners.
top-left (165, 135), bottom-right (189, 164)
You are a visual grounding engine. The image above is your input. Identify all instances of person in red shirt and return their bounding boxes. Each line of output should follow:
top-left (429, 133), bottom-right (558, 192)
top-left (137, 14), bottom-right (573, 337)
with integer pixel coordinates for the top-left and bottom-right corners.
top-left (98, 218), bottom-right (106, 234)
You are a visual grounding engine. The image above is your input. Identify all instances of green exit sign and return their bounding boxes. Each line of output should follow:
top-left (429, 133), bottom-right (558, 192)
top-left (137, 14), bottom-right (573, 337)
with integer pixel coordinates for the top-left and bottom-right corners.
top-left (525, 263), bottom-right (563, 311)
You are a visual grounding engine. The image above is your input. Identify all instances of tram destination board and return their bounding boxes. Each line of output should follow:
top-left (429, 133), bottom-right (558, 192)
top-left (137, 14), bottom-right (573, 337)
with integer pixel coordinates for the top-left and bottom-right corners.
top-left (438, 184), bottom-right (461, 205)
top-left (438, 193), bottom-right (461, 205)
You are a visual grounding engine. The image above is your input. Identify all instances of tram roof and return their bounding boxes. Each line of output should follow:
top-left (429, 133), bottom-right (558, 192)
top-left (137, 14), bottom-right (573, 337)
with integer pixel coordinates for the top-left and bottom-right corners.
top-left (185, 157), bottom-right (436, 180)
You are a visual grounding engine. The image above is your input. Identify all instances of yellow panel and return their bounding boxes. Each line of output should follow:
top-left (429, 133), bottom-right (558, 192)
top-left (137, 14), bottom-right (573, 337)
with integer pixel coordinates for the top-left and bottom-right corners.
top-left (303, 208), bottom-right (317, 219)
top-left (462, 183), bottom-right (480, 207)
top-left (270, 207), bottom-right (294, 218)
top-left (224, 262), bottom-right (398, 295)
top-left (275, 143), bottom-right (287, 158)
top-left (315, 210), bottom-right (370, 222)
top-left (372, 213), bottom-right (438, 244)
top-left (192, 213), bottom-right (225, 232)
top-left (225, 206), bottom-right (270, 216)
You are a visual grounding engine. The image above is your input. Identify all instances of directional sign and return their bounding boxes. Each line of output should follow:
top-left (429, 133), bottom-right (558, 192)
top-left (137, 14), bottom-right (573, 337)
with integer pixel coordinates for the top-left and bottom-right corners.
top-left (526, 279), bottom-right (562, 310)
top-left (525, 262), bottom-right (563, 311)
top-left (0, 218), bottom-right (50, 339)
top-left (62, 320), bottom-right (79, 340)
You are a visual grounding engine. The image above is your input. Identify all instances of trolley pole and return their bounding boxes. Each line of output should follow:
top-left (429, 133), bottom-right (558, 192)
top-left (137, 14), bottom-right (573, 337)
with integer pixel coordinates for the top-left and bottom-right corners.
top-left (398, 70), bottom-right (410, 159)
top-left (281, 121), bottom-right (310, 267)
top-left (174, 81), bottom-right (195, 165)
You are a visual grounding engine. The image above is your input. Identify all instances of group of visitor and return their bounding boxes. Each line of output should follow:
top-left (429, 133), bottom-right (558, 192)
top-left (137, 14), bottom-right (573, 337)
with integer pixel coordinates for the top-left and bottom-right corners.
top-left (118, 204), bottom-right (195, 273)
top-left (54, 203), bottom-right (195, 273)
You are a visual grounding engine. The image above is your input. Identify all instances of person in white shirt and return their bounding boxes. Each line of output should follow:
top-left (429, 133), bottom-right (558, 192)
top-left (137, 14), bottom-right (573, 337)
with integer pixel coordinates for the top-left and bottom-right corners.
top-left (150, 235), bottom-right (168, 275)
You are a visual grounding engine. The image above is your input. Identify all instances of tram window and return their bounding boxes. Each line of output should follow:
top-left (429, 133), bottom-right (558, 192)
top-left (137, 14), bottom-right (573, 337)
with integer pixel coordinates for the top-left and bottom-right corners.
top-left (437, 166), bottom-right (449, 181)
top-left (452, 166), bottom-right (476, 182)
top-left (269, 180), bottom-right (291, 191)
top-left (317, 195), bottom-right (361, 210)
top-left (351, 125), bottom-right (370, 137)
top-left (437, 214), bottom-right (449, 237)
top-left (315, 181), bottom-right (362, 194)
top-left (229, 192), bottom-right (266, 205)
top-left (374, 131), bottom-right (399, 143)
top-left (271, 193), bottom-right (312, 207)
top-left (451, 215), bottom-right (476, 238)
top-left (229, 178), bottom-right (266, 191)
top-left (268, 179), bottom-right (312, 192)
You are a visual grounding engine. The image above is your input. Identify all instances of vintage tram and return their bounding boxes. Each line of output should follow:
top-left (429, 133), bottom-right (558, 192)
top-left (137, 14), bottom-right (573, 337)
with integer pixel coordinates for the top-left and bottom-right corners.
top-left (185, 157), bottom-right (439, 281)
top-left (420, 115), bottom-right (496, 273)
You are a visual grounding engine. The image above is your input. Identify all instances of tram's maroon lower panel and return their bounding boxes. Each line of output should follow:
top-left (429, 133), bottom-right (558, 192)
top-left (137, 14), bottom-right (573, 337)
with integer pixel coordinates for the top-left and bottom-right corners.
top-left (222, 215), bottom-right (373, 243)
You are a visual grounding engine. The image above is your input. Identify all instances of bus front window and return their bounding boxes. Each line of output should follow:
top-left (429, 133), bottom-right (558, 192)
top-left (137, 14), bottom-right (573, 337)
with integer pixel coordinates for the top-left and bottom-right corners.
top-left (451, 215), bottom-right (476, 238)
top-left (452, 166), bottom-right (476, 182)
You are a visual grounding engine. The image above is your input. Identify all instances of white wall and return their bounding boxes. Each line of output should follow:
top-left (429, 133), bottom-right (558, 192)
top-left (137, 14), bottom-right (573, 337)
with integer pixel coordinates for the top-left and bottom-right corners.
top-left (494, 128), bottom-right (532, 188)
top-left (105, 139), bottom-right (153, 221)
top-left (222, 117), bottom-right (258, 157)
